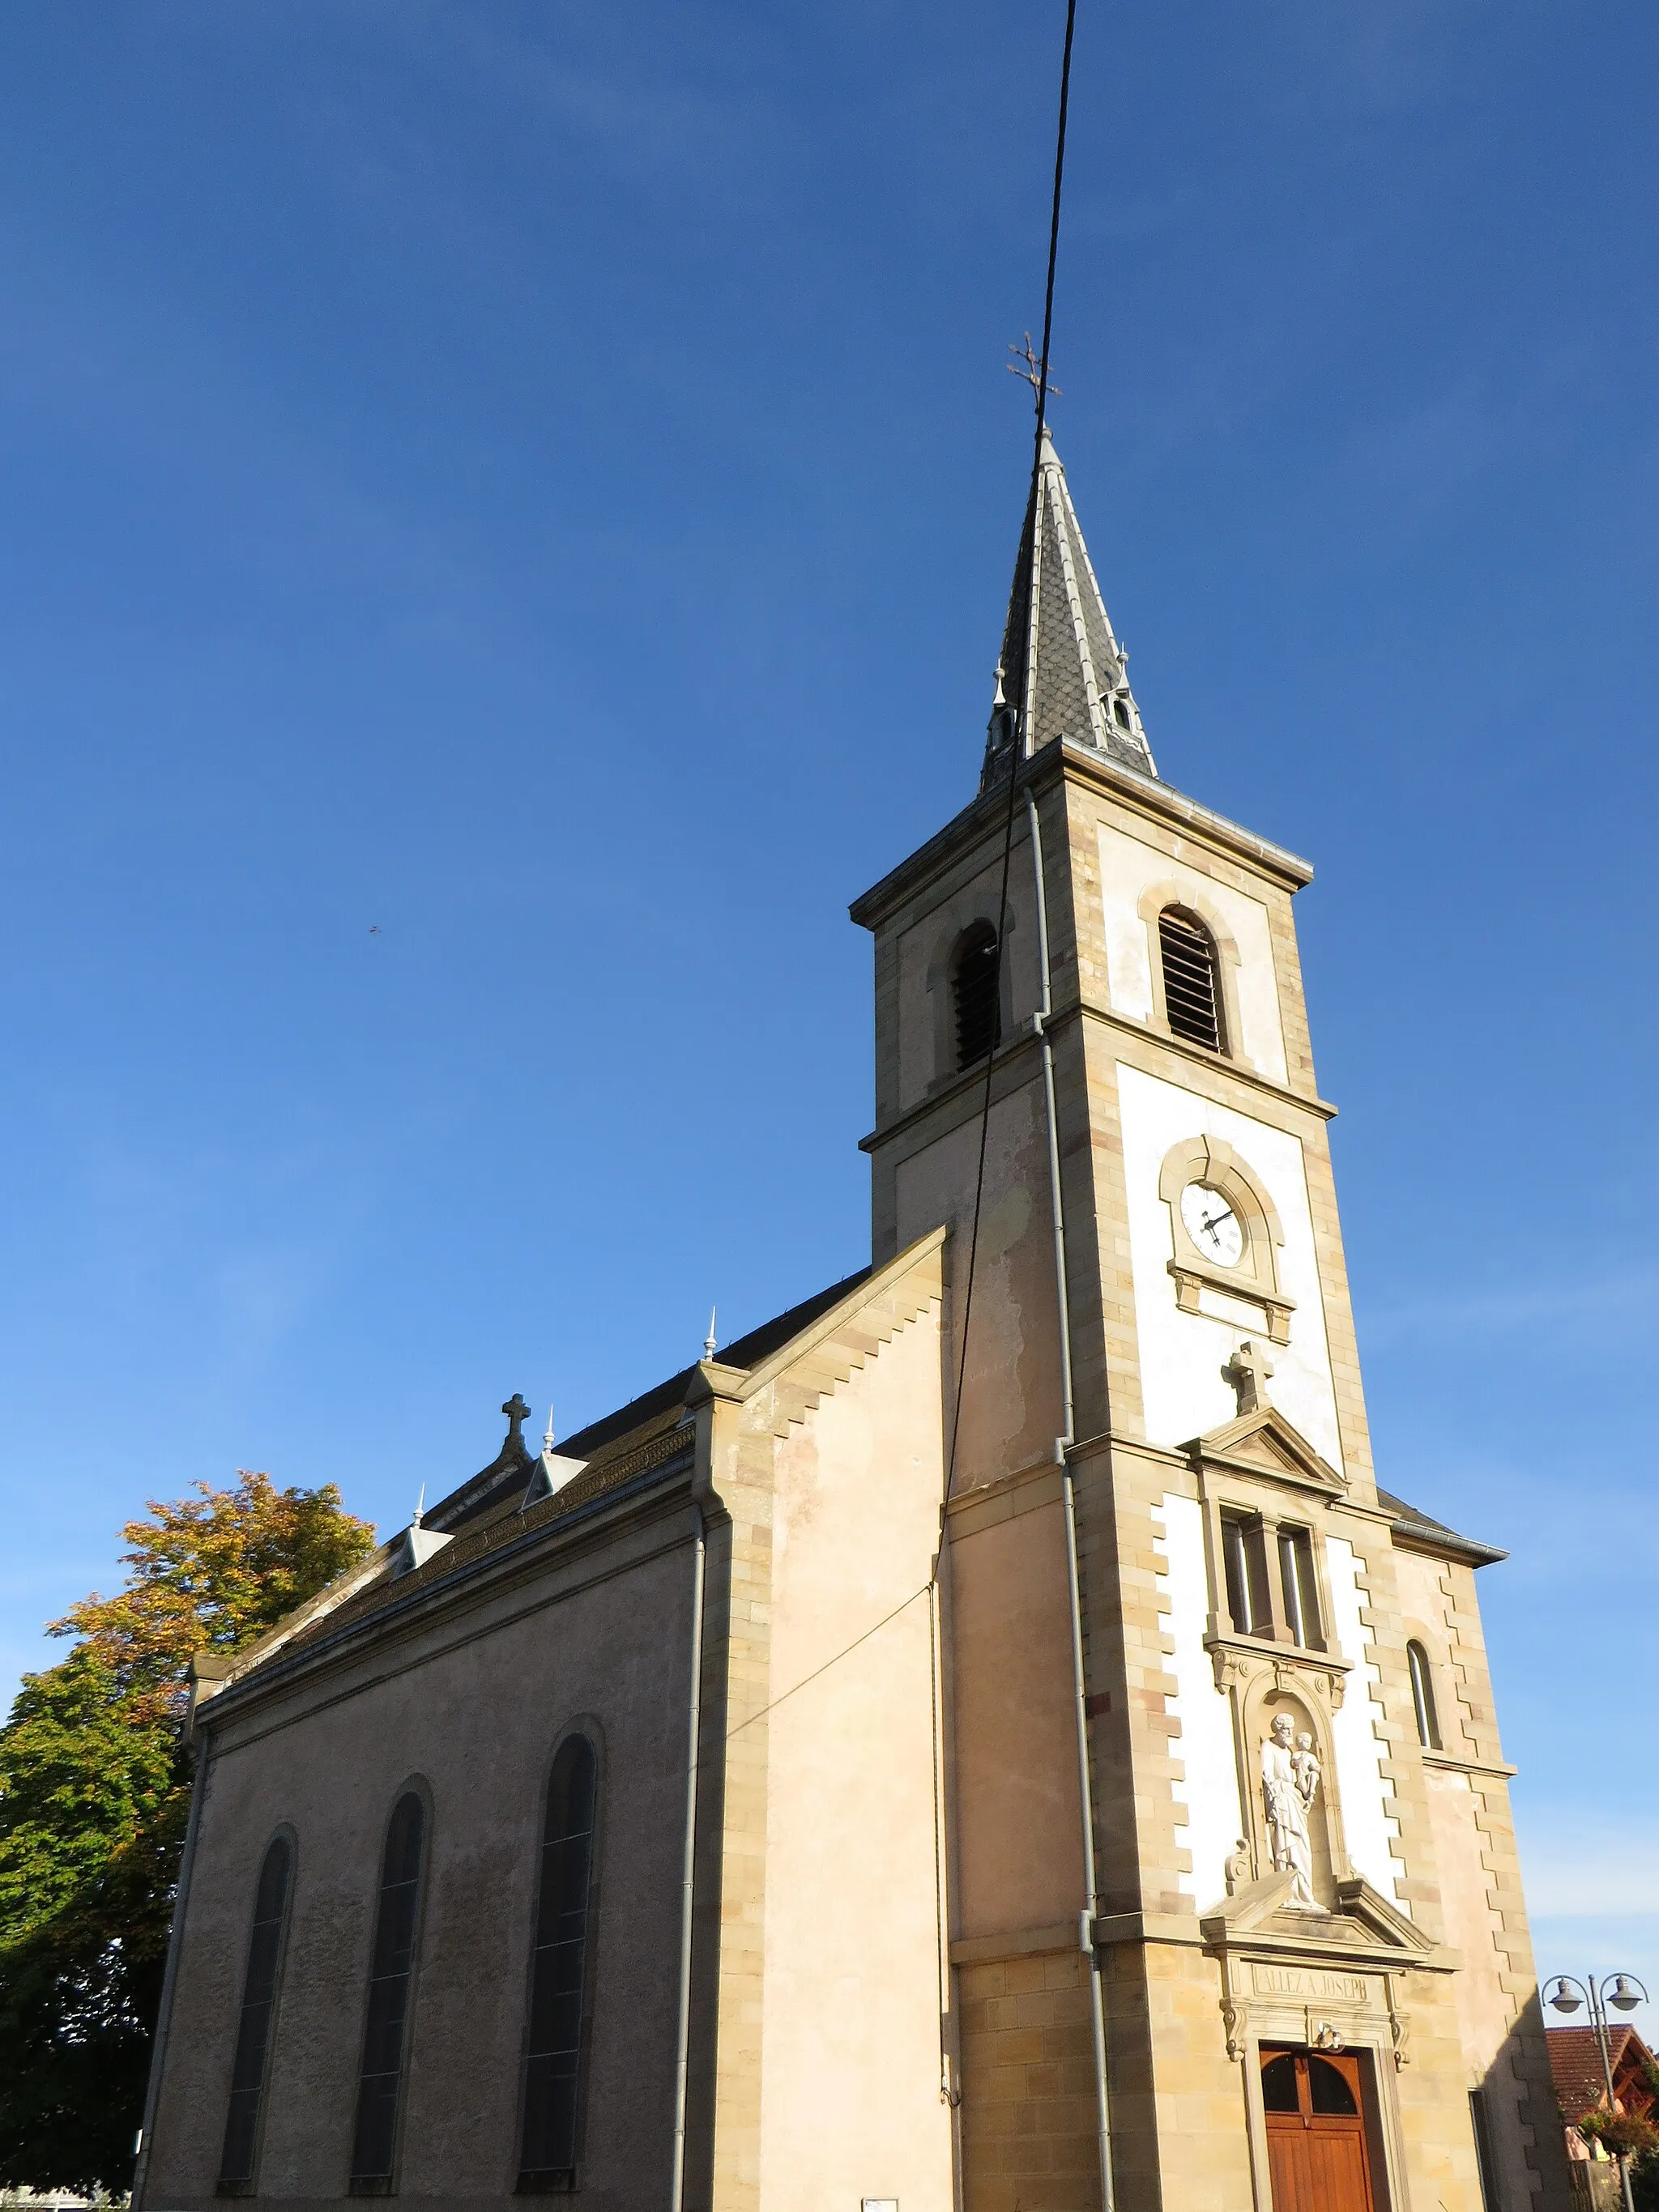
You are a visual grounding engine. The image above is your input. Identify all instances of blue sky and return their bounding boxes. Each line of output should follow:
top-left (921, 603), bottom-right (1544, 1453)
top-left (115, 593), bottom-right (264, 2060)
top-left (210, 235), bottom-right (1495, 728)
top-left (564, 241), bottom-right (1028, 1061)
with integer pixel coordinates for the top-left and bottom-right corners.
top-left (1, 2), bottom-right (1655, 2015)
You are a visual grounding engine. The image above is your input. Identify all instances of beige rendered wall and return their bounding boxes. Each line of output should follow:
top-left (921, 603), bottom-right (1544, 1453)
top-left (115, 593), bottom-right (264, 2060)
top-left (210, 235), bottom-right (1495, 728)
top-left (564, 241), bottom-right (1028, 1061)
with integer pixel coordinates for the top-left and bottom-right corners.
top-left (945, 1460), bottom-right (1097, 2212)
top-left (893, 1076), bottom-right (1065, 1494)
top-left (1396, 1545), bottom-right (1570, 2210)
top-left (757, 1304), bottom-right (956, 2211)
top-left (945, 1464), bottom-right (1084, 1943)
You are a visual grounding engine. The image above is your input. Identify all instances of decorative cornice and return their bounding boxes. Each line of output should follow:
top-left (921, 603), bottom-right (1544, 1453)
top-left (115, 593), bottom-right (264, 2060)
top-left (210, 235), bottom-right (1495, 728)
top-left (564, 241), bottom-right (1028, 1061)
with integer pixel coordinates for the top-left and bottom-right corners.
top-left (849, 736), bottom-right (1312, 936)
top-left (859, 1025), bottom-right (1044, 1156)
top-left (1076, 995), bottom-right (1338, 1121)
top-left (859, 995), bottom-right (1337, 1160)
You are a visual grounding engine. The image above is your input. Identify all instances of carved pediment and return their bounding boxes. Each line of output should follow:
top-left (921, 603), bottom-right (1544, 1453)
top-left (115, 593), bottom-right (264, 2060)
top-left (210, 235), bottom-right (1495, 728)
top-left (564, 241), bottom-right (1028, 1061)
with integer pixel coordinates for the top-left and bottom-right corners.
top-left (1186, 1405), bottom-right (1346, 1494)
top-left (1333, 1877), bottom-right (1434, 1955)
top-left (1200, 1869), bottom-right (1438, 1962)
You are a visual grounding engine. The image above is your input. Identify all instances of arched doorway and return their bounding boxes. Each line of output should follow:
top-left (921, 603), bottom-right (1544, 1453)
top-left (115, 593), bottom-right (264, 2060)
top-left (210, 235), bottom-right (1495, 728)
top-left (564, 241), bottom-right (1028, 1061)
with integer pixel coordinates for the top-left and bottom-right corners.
top-left (1260, 2044), bottom-right (1376, 2212)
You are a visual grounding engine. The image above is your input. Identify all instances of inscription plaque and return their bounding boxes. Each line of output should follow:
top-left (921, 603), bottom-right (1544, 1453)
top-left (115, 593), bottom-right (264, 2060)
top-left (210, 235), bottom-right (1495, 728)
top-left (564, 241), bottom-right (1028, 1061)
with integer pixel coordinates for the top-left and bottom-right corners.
top-left (1249, 1963), bottom-right (1371, 2005)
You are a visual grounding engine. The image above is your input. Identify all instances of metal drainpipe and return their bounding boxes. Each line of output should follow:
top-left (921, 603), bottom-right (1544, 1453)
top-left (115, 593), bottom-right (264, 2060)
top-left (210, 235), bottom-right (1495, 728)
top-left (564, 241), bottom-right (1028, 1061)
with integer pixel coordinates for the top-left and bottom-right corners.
top-left (1026, 786), bottom-right (1116, 2212)
top-left (130, 1729), bottom-right (213, 2211)
top-left (669, 1502), bottom-right (707, 2212)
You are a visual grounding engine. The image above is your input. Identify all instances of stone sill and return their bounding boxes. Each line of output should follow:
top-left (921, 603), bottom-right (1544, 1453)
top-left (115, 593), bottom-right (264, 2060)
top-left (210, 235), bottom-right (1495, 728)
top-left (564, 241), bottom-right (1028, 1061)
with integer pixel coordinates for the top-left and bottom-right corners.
top-left (1422, 1746), bottom-right (1518, 1781)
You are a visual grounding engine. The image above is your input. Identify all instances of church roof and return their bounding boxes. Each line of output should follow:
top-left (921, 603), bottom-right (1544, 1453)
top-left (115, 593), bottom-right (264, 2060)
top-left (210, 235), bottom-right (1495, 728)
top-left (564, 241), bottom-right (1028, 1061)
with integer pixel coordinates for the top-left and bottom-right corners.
top-left (982, 424), bottom-right (1158, 791)
top-left (1375, 1485), bottom-right (1508, 1568)
top-left (409, 1268), bottom-right (873, 1538)
top-left (221, 1262), bottom-right (881, 1673)
top-left (553, 1266), bottom-right (873, 1465)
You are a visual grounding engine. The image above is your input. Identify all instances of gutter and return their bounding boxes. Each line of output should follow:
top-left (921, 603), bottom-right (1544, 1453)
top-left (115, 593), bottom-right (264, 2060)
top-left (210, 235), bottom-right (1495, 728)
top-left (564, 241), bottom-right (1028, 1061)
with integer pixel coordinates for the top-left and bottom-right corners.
top-left (669, 1506), bottom-right (707, 2212)
top-left (1026, 786), bottom-right (1116, 2212)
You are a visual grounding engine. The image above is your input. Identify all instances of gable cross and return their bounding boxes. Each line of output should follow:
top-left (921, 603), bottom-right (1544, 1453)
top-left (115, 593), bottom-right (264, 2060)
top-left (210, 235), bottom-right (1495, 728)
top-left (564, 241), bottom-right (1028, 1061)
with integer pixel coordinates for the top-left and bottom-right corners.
top-left (1222, 1339), bottom-right (1274, 1417)
top-left (501, 1393), bottom-right (531, 1449)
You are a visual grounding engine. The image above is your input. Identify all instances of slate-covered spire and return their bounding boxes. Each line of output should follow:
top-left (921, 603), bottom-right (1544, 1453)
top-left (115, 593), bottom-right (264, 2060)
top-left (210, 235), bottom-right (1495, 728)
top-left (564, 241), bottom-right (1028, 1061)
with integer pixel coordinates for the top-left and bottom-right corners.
top-left (981, 423), bottom-right (1157, 789)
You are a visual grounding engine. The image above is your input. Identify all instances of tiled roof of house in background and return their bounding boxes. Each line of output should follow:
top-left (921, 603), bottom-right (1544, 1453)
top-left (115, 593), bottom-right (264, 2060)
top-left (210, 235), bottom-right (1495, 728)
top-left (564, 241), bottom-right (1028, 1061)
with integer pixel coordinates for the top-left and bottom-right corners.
top-left (1547, 2026), bottom-right (1657, 2123)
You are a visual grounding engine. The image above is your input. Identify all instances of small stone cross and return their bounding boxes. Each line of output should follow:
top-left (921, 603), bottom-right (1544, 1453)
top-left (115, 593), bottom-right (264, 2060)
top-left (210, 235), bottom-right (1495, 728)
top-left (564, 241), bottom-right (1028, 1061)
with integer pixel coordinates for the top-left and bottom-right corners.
top-left (501, 1394), bottom-right (531, 1447)
top-left (1222, 1340), bottom-right (1274, 1417)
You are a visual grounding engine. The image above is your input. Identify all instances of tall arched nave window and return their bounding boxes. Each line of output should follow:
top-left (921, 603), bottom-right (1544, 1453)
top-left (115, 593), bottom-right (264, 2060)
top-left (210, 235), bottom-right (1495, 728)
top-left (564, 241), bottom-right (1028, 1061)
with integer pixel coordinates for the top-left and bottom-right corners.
top-left (219, 1832), bottom-right (294, 2193)
top-left (518, 1733), bottom-right (600, 2192)
top-left (350, 1791), bottom-right (428, 2193)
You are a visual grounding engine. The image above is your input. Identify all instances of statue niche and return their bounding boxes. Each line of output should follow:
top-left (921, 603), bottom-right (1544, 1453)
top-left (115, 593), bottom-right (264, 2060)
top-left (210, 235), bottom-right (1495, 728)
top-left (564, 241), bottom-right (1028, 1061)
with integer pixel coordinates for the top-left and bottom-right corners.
top-left (1257, 1694), bottom-right (1336, 1912)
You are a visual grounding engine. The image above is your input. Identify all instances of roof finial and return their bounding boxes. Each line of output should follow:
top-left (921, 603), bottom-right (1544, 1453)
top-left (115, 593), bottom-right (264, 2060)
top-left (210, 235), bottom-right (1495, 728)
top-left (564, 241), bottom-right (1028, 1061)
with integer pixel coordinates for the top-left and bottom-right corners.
top-left (542, 1403), bottom-right (557, 1455)
top-left (703, 1306), bottom-right (718, 1362)
top-left (412, 1482), bottom-right (425, 1529)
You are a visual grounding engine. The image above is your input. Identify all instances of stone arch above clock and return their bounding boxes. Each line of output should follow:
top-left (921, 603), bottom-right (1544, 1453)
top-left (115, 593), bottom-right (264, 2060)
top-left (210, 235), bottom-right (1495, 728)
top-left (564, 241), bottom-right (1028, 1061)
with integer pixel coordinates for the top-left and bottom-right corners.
top-left (1158, 1134), bottom-right (1294, 1344)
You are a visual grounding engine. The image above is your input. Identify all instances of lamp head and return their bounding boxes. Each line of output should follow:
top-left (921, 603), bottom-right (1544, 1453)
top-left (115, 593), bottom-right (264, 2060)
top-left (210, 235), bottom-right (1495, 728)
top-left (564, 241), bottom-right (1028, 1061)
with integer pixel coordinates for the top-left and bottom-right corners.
top-left (1610, 1976), bottom-right (1644, 2014)
top-left (1548, 1979), bottom-right (1584, 2014)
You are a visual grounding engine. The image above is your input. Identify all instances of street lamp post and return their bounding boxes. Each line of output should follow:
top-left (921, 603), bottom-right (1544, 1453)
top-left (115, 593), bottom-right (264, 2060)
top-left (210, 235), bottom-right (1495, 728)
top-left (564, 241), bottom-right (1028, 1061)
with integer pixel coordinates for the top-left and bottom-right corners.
top-left (1546, 1971), bottom-right (1650, 2212)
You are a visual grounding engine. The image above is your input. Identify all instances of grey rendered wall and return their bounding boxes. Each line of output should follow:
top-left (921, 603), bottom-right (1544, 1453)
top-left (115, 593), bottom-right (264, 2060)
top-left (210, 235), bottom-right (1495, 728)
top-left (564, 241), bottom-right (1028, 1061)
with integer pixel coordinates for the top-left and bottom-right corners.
top-left (142, 1505), bottom-right (697, 2212)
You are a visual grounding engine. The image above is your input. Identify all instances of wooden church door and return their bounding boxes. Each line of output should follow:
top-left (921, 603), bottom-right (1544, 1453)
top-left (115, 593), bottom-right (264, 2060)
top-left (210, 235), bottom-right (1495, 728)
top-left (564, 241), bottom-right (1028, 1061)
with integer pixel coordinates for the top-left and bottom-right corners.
top-left (1260, 2045), bottom-right (1377, 2212)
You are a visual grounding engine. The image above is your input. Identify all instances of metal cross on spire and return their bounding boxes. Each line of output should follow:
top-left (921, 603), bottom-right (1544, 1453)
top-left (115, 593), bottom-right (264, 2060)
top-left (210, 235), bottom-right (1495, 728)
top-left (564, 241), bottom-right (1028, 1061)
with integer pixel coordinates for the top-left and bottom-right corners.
top-left (1007, 331), bottom-right (1062, 412)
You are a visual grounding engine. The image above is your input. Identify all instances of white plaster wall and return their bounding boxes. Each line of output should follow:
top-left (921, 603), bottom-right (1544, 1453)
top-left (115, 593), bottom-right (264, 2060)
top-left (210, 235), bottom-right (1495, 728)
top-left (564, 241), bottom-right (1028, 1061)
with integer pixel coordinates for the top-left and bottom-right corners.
top-left (1154, 1493), bottom-right (1244, 1907)
top-left (1116, 1063), bottom-right (1342, 1465)
top-left (1324, 1536), bottom-right (1405, 1907)
top-left (1095, 820), bottom-right (1287, 1082)
top-left (760, 1306), bottom-right (956, 2212)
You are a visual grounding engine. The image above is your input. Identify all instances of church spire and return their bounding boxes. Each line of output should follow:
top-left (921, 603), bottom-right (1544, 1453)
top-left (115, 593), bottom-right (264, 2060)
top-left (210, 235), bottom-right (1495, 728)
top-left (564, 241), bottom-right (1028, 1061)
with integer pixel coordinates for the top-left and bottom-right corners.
top-left (981, 423), bottom-right (1157, 790)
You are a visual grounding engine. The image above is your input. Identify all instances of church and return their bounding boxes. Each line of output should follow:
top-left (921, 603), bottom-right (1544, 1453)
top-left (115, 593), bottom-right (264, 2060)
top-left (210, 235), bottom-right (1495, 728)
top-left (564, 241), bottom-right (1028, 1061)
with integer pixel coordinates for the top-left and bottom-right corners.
top-left (133, 427), bottom-right (1569, 2212)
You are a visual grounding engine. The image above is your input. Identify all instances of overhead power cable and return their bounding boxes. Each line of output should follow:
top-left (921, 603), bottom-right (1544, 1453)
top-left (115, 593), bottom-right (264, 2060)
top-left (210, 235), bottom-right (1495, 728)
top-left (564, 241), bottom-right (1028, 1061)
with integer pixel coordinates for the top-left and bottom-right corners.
top-left (944, 0), bottom-right (1079, 1507)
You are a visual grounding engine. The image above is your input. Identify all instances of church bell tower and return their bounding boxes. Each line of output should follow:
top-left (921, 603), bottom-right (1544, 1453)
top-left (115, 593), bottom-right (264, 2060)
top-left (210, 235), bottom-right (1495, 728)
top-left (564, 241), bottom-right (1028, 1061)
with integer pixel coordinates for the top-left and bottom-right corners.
top-left (851, 431), bottom-right (1567, 2212)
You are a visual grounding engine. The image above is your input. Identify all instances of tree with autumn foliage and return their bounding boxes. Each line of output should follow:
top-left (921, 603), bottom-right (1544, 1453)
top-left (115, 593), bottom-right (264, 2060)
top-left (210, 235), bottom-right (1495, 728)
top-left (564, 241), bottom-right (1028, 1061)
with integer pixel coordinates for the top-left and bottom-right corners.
top-left (0, 1473), bottom-right (375, 2196)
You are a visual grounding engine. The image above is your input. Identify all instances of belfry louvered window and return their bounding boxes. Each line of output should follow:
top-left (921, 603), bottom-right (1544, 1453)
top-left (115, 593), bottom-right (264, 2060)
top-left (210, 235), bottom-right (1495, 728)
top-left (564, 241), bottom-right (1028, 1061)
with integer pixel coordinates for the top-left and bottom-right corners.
top-left (952, 922), bottom-right (1001, 1070)
top-left (219, 1833), bottom-right (293, 2193)
top-left (1158, 906), bottom-right (1225, 1051)
top-left (350, 1792), bottom-right (427, 2193)
top-left (518, 1736), bottom-right (599, 2193)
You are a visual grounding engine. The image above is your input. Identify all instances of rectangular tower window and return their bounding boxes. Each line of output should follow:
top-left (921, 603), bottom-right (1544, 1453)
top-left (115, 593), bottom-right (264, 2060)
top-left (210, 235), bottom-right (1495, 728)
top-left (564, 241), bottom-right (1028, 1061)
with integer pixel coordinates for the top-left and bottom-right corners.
top-left (1220, 1512), bottom-right (1272, 1637)
top-left (1277, 1528), bottom-right (1324, 1650)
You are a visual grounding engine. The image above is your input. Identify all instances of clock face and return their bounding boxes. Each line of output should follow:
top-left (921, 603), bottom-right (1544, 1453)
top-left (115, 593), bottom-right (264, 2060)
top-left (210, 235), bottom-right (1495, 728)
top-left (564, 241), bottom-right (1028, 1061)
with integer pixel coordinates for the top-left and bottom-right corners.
top-left (1181, 1183), bottom-right (1244, 1268)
